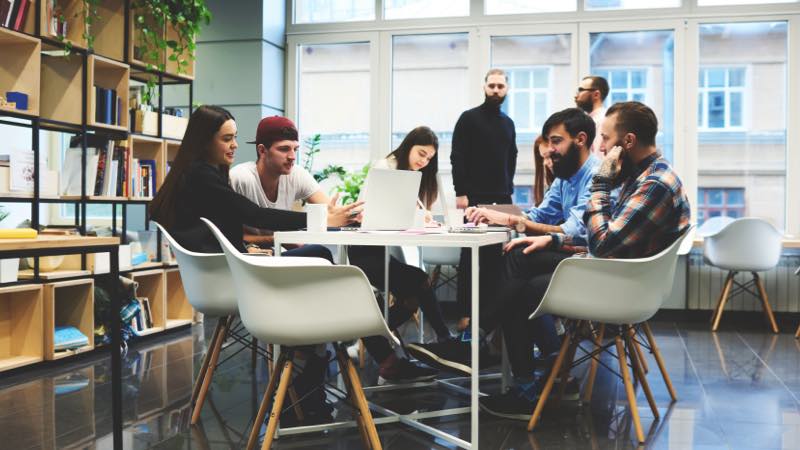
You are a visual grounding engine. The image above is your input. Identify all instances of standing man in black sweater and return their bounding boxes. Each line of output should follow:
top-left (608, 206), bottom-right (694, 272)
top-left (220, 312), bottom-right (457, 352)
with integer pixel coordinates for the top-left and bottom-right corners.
top-left (451, 68), bottom-right (518, 337)
top-left (452, 68), bottom-right (518, 208)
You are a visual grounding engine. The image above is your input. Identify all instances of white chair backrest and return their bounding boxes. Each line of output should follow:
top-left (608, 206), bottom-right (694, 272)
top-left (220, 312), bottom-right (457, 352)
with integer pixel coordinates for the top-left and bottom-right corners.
top-left (421, 247), bottom-right (461, 267)
top-left (531, 226), bottom-right (693, 325)
top-left (703, 217), bottom-right (782, 272)
top-left (154, 222), bottom-right (238, 317)
top-left (696, 216), bottom-right (736, 238)
top-left (200, 218), bottom-right (397, 347)
top-left (677, 226), bottom-right (696, 256)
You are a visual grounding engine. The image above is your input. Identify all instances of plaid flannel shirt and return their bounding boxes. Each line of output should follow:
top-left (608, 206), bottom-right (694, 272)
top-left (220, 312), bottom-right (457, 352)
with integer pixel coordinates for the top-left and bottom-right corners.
top-left (584, 153), bottom-right (691, 258)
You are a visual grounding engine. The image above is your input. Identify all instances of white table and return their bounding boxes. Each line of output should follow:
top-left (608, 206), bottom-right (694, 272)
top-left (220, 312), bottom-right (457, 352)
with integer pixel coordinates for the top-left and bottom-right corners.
top-left (274, 229), bottom-right (510, 449)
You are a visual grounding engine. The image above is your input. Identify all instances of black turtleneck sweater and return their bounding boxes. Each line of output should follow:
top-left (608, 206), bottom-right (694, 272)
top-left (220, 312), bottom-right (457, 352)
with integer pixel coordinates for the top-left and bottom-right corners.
top-left (450, 101), bottom-right (518, 198)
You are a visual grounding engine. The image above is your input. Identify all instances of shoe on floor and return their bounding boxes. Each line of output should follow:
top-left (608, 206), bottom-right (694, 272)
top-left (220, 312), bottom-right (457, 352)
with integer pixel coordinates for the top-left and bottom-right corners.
top-left (479, 388), bottom-right (538, 421)
top-left (405, 339), bottom-right (499, 376)
top-left (378, 356), bottom-right (438, 384)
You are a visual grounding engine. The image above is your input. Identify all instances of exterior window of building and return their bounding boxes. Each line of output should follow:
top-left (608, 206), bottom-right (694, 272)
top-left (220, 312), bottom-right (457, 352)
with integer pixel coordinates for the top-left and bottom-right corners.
top-left (593, 68), bottom-right (648, 106)
top-left (297, 43), bottom-right (371, 173)
top-left (590, 30), bottom-right (674, 161)
top-left (385, 0), bottom-right (469, 20)
top-left (586, 0), bottom-right (680, 9)
top-left (500, 68), bottom-right (551, 134)
top-left (698, 67), bottom-right (746, 130)
top-left (697, 22), bottom-right (787, 230)
top-left (485, 0), bottom-right (576, 15)
top-left (697, 188), bottom-right (746, 224)
top-left (294, 0), bottom-right (374, 24)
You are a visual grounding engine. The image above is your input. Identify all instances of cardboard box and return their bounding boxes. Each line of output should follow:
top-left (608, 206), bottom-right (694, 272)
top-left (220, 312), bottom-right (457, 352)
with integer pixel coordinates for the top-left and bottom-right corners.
top-left (133, 110), bottom-right (187, 139)
top-left (0, 258), bottom-right (20, 283)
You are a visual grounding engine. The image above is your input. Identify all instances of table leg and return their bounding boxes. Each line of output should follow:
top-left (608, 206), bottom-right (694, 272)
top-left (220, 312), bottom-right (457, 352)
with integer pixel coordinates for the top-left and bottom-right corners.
top-left (384, 246), bottom-right (390, 320)
top-left (110, 247), bottom-right (122, 450)
top-left (470, 244), bottom-right (479, 448)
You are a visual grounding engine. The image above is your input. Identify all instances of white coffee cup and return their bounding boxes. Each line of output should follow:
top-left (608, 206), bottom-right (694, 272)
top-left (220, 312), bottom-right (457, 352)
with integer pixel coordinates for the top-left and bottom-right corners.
top-left (306, 204), bottom-right (327, 232)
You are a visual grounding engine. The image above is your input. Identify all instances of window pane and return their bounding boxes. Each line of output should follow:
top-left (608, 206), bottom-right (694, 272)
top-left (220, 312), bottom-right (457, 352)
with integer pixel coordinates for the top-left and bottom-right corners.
top-left (586, 0), bottom-right (680, 10)
top-left (698, 22), bottom-right (787, 230)
top-left (392, 34), bottom-right (469, 209)
top-left (708, 189), bottom-right (723, 205)
top-left (294, 0), bottom-right (374, 24)
top-left (485, 0), bottom-right (576, 15)
top-left (385, 0), bottom-right (469, 20)
top-left (491, 34), bottom-right (572, 206)
top-left (590, 30), bottom-right (675, 160)
top-left (515, 71), bottom-right (531, 89)
top-left (514, 92), bottom-right (531, 128)
top-left (707, 68), bottom-right (725, 87)
top-left (298, 43), bottom-right (371, 173)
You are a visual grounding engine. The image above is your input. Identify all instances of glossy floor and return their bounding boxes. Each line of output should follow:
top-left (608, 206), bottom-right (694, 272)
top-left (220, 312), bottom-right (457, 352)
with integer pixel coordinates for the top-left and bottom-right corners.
top-left (1, 321), bottom-right (799, 450)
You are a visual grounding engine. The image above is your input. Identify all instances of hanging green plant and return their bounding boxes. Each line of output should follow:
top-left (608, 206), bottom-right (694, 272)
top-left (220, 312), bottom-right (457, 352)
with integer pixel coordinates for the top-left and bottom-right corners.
top-left (130, 0), bottom-right (212, 103)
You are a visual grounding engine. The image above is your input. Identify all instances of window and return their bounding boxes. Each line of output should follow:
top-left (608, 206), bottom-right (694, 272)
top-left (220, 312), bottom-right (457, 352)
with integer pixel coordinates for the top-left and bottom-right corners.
top-left (485, 0), bottom-right (576, 15)
top-left (500, 68), bottom-right (551, 134)
top-left (297, 42), bottom-right (372, 173)
top-left (585, 0), bottom-right (680, 10)
top-left (590, 30), bottom-right (674, 161)
top-left (385, 0), bottom-right (469, 20)
top-left (294, 0), bottom-right (374, 24)
top-left (698, 67), bottom-right (746, 130)
top-left (697, 188), bottom-right (745, 225)
top-left (593, 68), bottom-right (648, 106)
top-left (697, 22), bottom-right (787, 230)
top-left (513, 185), bottom-right (533, 209)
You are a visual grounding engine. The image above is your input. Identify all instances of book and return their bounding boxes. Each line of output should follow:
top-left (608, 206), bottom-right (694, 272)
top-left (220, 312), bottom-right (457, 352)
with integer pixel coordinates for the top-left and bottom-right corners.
top-left (0, 0), bottom-right (12, 28)
top-left (12, 0), bottom-right (29, 31)
top-left (141, 297), bottom-right (153, 328)
top-left (0, 228), bottom-right (37, 238)
top-left (108, 159), bottom-right (118, 197)
top-left (53, 326), bottom-right (89, 351)
top-left (104, 89), bottom-right (113, 124)
top-left (7, 0), bottom-right (19, 28)
top-left (61, 147), bottom-right (100, 196)
top-left (139, 159), bottom-right (156, 197)
top-left (93, 145), bottom-right (107, 196)
top-left (110, 89), bottom-right (117, 125)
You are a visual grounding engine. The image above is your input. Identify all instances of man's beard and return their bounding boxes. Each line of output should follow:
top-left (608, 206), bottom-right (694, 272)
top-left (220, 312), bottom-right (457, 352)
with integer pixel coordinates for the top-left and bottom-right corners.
top-left (551, 141), bottom-right (582, 180)
top-left (484, 93), bottom-right (506, 107)
top-left (575, 97), bottom-right (593, 113)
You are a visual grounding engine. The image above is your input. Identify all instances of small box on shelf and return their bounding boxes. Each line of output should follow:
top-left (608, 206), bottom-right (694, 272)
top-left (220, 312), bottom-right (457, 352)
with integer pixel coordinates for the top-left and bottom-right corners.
top-left (44, 279), bottom-right (94, 360)
top-left (128, 134), bottom-right (164, 199)
top-left (91, 0), bottom-right (125, 61)
top-left (126, 269), bottom-right (166, 335)
top-left (39, 0), bottom-right (88, 49)
top-left (87, 55), bottom-right (129, 131)
top-left (0, 284), bottom-right (44, 372)
top-left (0, 258), bottom-right (20, 283)
top-left (0, 26), bottom-right (40, 117)
top-left (40, 50), bottom-right (83, 126)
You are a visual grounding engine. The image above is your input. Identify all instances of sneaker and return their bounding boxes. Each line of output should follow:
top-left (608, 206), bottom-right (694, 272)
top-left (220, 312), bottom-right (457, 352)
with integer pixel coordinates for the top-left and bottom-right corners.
top-left (479, 388), bottom-right (538, 421)
top-left (405, 340), bottom-right (499, 376)
top-left (378, 357), bottom-right (438, 384)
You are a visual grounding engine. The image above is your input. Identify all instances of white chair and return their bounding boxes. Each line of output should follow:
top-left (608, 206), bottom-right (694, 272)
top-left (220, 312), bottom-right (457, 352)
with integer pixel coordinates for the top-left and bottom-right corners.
top-left (525, 226), bottom-right (693, 445)
top-left (154, 222), bottom-right (240, 425)
top-left (201, 217), bottom-right (396, 450)
top-left (794, 266), bottom-right (799, 339)
top-left (703, 217), bottom-right (781, 333)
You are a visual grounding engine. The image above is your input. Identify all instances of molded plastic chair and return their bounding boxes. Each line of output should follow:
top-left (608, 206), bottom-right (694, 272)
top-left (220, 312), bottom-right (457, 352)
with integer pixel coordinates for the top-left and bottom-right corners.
top-left (526, 226), bottom-right (693, 444)
top-left (201, 218), bottom-right (396, 450)
top-left (702, 217), bottom-right (781, 333)
top-left (794, 266), bottom-right (799, 339)
top-left (154, 222), bottom-right (240, 425)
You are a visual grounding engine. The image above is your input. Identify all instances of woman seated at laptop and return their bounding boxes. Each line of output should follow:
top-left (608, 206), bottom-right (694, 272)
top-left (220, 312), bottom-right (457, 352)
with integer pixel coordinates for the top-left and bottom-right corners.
top-left (348, 126), bottom-right (454, 381)
top-left (533, 135), bottom-right (554, 206)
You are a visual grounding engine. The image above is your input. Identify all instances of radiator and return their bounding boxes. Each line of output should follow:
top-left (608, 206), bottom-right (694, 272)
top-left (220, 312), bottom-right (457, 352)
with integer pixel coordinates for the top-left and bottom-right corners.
top-left (687, 250), bottom-right (800, 312)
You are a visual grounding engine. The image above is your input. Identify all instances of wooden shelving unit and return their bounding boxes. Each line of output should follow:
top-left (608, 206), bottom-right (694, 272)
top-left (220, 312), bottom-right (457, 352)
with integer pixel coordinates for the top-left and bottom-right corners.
top-left (165, 269), bottom-right (192, 329)
top-left (126, 269), bottom-right (166, 336)
top-left (43, 279), bottom-right (94, 360)
top-left (38, 0), bottom-right (88, 50)
top-left (87, 55), bottom-right (129, 131)
top-left (46, 366), bottom-right (96, 448)
top-left (0, 285), bottom-right (44, 372)
top-left (93, 0), bottom-right (125, 62)
top-left (128, 134), bottom-right (165, 198)
top-left (164, 23), bottom-right (195, 80)
top-left (0, 27), bottom-right (41, 117)
top-left (40, 50), bottom-right (83, 126)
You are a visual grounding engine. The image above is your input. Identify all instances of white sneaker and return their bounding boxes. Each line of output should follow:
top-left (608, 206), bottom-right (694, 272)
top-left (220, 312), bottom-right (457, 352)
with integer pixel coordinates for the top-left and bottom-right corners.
top-left (346, 342), bottom-right (360, 361)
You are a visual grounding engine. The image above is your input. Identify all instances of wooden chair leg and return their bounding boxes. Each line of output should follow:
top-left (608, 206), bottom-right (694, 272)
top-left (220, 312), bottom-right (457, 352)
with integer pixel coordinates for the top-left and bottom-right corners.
top-left (358, 339), bottom-right (366, 369)
top-left (625, 326), bottom-right (658, 420)
top-left (753, 273), bottom-right (780, 334)
top-left (583, 323), bottom-right (605, 403)
top-left (192, 315), bottom-right (233, 425)
top-left (191, 317), bottom-right (225, 407)
top-left (555, 322), bottom-right (582, 405)
top-left (630, 327), bottom-right (649, 374)
top-left (341, 350), bottom-right (382, 449)
top-left (641, 321), bottom-right (677, 402)
top-left (615, 335), bottom-right (645, 444)
top-left (246, 352), bottom-right (288, 450)
top-left (261, 355), bottom-right (295, 450)
top-left (795, 322), bottom-right (800, 339)
top-left (527, 330), bottom-right (573, 431)
top-left (336, 347), bottom-right (371, 450)
top-left (711, 272), bottom-right (735, 332)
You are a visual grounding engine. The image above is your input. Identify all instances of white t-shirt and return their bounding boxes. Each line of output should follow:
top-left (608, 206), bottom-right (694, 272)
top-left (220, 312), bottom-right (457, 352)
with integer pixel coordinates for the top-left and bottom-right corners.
top-left (229, 161), bottom-right (319, 210)
top-left (590, 107), bottom-right (606, 156)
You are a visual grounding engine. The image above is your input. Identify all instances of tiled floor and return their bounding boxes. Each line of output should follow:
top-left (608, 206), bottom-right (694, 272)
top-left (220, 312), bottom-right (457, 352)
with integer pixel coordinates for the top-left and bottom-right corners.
top-left (2, 321), bottom-right (800, 449)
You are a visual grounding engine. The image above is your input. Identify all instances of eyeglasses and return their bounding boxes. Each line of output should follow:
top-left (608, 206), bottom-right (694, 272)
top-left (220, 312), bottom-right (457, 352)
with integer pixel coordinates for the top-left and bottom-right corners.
top-left (576, 87), bottom-right (598, 93)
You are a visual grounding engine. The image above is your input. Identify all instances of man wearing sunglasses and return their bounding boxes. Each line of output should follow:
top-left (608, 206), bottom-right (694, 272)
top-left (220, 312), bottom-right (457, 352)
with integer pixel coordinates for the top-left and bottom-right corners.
top-left (574, 76), bottom-right (609, 155)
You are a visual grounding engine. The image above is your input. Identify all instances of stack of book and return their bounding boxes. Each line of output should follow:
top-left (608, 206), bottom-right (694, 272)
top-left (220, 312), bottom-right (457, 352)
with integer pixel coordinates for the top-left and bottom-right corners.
top-left (130, 158), bottom-right (156, 198)
top-left (0, 0), bottom-right (32, 31)
top-left (94, 87), bottom-right (123, 127)
top-left (131, 297), bottom-right (154, 332)
top-left (61, 135), bottom-right (132, 197)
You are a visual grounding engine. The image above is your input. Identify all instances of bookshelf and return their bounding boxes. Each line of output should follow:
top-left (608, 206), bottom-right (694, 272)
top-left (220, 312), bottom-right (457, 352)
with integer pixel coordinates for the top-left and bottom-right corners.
top-left (0, 0), bottom-right (197, 375)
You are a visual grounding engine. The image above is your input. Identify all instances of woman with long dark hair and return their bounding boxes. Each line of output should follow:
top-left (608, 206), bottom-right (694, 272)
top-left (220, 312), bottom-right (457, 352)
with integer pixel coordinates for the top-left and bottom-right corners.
top-left (150, 105), bottom-right (357, 253)
top-left (348, 126), bottom-right (451, 384)
top-left (533, 135), bottom-right (555, 206)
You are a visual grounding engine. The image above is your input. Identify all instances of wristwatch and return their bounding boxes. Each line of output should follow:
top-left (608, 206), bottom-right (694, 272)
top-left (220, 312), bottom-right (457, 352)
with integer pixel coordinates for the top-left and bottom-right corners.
top-left (513, 215), bottom-right (527, 233)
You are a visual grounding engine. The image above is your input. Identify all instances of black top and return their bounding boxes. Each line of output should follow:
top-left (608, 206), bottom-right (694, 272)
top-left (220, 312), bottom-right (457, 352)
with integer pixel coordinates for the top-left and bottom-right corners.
top-left (167, 161), bottom-right (306, 253)
top-left (450, 101), bottom-right (518, 198)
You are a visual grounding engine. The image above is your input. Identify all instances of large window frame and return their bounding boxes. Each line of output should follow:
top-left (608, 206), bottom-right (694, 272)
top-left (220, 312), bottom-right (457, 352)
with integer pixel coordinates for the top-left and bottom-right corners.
top-left (286, 3), bottom-right (800, 236)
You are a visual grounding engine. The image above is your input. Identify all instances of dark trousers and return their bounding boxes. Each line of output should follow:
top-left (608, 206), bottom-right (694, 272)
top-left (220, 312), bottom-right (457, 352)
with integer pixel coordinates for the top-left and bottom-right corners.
top-left (348, 245), bottom-right (449, 363)
top-left (282, 244), bottom-right (333, 262)
top-left (495, 249), bottom-right (568, 378)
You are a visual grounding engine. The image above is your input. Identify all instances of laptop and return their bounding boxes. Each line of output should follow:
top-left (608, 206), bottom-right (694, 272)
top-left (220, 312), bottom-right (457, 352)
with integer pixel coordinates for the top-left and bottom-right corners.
top-left (436, 175), bottom-right (512, 234)
top-left (359, 168), bottom-right (422, 230)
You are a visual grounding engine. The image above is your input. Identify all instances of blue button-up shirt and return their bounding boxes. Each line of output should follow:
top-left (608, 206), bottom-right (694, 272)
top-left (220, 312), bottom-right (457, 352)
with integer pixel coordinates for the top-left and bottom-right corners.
top-left (526, 153), bottom-right (600, 246)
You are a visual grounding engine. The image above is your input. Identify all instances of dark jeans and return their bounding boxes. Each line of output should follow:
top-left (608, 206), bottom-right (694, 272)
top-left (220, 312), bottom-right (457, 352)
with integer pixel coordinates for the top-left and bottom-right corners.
top-left (348, 245), bottom-right (449, 363)
top-left (282, 244), bottom-right (333, 262)
top-left (495, 248), bottom-right (569, 378)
